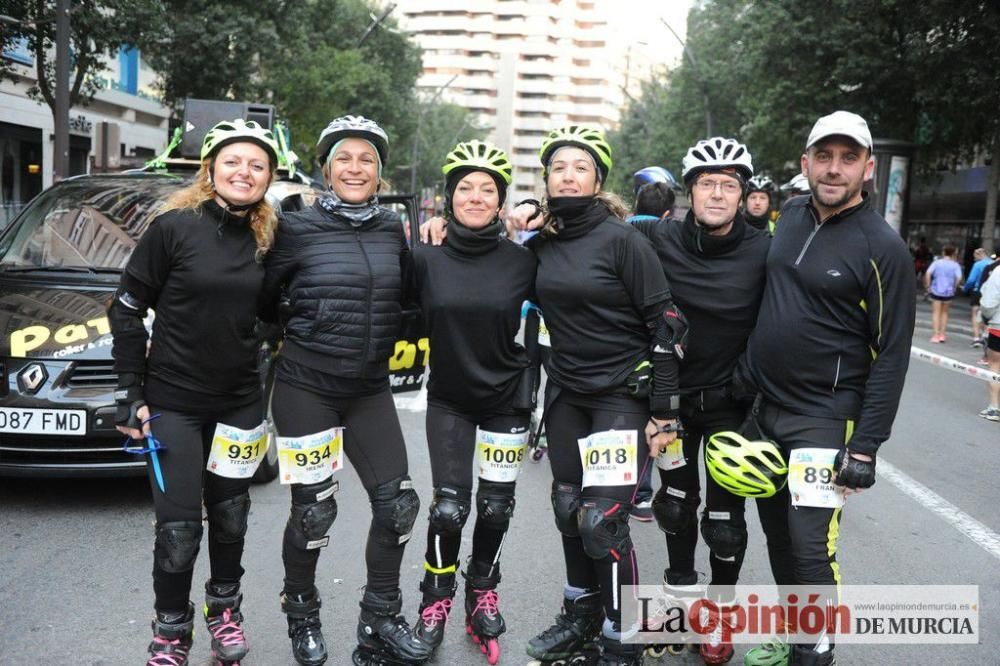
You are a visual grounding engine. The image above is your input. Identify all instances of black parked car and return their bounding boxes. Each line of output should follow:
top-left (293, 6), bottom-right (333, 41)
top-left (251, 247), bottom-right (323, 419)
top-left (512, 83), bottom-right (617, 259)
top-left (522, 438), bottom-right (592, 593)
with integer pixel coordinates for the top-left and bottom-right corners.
top-left (0, 167), bottom-right (422, 480)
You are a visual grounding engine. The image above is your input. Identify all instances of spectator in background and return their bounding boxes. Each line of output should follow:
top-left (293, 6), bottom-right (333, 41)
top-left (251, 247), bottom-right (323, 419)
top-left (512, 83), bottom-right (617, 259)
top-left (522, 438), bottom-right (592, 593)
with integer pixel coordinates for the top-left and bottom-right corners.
top-left (976, 265), bottom-right (1000, 421)
top-left (925, 245), bottom-right (963, 343)
top-left (964, 247), bottom-right (993, 346)
top-left (627, 181), bottom-right (676, 225)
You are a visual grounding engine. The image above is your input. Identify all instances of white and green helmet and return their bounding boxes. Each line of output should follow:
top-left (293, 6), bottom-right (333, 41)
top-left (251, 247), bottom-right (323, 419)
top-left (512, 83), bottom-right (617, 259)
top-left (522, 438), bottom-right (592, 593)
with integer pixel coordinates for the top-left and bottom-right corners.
top-left (200, 119), bottom-right (280, 166)
top-left (442, 140), bottom-right (513, 185)
top-left (317, 115), bottom-right (389, 165)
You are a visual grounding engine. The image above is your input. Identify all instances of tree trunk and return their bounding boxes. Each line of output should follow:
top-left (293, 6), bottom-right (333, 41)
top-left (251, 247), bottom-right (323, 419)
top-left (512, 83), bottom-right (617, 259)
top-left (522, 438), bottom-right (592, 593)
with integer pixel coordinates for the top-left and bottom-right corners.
top-left (984, 133), bottom-right (1000, 254)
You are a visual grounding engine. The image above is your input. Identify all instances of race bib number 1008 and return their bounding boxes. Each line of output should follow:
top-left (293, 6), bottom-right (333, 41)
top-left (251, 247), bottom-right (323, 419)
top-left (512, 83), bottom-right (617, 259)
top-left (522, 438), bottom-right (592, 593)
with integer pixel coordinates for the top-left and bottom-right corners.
top-left (277, 427), bottom-right (344, 486)
top-left (207, 421), bottom-right (269, 479)
top-left (578, 429), bottom-right (638, 488)
top-left (477, 429), bottom-right (529, 483)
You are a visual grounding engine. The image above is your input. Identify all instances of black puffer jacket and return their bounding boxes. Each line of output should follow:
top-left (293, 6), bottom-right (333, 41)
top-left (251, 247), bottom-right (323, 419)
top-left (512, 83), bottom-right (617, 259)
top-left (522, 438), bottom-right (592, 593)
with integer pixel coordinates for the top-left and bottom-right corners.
top-left (259, 199), bottom-right (408, 379)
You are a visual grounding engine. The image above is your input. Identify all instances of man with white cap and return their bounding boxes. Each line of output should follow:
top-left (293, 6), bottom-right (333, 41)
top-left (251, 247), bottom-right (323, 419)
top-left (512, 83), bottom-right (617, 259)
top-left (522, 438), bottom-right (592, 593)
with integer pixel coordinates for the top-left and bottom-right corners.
top-left (737, 111), bottom-right (915, 666)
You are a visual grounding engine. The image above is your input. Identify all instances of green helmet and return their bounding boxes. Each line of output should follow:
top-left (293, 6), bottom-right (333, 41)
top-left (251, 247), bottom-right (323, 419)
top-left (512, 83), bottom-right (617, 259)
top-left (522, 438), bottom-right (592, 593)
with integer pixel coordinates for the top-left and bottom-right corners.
top-left (705, 431), bottom-right (788, 498)
top-left (442, 140), bottom-right (513, 185)
top-left (201, 119), bottom-right (280, 166)
top-left (538, 125), bottom-right (613, 181)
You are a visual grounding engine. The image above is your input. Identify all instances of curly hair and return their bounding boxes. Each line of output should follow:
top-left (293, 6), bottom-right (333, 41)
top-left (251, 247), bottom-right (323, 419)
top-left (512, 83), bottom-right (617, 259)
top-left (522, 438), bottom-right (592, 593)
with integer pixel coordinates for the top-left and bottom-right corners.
top-left (163, 159), bottom-right (278, 260)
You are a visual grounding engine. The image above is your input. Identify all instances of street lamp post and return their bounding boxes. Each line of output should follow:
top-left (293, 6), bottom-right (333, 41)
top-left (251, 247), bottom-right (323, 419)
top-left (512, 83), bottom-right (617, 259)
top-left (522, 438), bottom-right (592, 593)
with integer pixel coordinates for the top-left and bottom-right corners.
top-left (660, 17), bottom-right (712, 137)
top-left (409, 74), bottom-right (458, 194)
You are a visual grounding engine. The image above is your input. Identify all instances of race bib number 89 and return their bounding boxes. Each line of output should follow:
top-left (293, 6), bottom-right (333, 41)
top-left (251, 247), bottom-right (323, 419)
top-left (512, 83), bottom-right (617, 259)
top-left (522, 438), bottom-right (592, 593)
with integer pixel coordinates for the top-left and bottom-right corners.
top-left (207, 422), bottom-right (268, 479)
top-left (578, 429), bottom-right (638, 487)
top-left (477, 429), bottom-right (529, 483)
top-left (789, 448), bottom-right (845, 509)
top-left (277, 427), bottom-right (344, 486)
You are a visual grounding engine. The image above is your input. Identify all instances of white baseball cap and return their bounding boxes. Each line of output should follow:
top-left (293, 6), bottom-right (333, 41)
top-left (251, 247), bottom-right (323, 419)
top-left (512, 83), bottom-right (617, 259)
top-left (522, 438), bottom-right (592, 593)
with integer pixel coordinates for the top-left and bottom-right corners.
top-left (806, 111), bottom-right (873, 150)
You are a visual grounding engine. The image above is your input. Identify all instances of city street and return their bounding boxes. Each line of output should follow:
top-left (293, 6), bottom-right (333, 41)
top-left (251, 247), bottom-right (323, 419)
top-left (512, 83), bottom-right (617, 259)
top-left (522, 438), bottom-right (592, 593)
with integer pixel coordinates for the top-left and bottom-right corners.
top-left (1, 296), bottom-right (998, 665)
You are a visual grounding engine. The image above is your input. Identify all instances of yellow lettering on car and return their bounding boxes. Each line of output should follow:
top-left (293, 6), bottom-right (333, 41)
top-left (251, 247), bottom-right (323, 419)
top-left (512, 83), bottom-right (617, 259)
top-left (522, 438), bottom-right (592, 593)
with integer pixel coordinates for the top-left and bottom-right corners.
top-left (10, 325), bottom-right (51, 358)
top-left (9, 316), bottom-right (112, 358)
top-left (388, 337), bottom-right (431, 371)
top-left (54, 324), bottom-right (89, 345)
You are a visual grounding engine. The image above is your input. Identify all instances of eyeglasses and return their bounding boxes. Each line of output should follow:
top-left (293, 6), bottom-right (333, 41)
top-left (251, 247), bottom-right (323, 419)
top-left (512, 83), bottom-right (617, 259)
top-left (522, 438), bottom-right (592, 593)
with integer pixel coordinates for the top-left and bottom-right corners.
top-left (694, 178), bottom-right (742, 195)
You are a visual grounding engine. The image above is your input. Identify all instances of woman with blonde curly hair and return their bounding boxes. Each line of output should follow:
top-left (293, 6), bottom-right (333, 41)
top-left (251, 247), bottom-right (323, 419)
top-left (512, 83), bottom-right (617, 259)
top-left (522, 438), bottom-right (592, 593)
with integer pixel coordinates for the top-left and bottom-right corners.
top-left (109, 119), bottom-right (280, 666)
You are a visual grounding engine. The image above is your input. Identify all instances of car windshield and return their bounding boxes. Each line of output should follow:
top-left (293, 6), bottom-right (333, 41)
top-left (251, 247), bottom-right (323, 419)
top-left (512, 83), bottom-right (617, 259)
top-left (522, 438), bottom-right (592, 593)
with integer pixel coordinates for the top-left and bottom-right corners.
top-left (0, 174), bottom-right (190, 271)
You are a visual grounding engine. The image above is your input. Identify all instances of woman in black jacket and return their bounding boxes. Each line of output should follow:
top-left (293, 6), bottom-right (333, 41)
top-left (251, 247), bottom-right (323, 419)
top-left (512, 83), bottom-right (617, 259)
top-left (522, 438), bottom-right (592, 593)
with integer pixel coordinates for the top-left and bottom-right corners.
top-left (519, 126), bottom-right (683, 666)
top-left (110, 119), bottom-right (280, 666)
top-left (408, 141), bottom-right (537, 664)
top-left (258, 115), bottom-right (430, 666)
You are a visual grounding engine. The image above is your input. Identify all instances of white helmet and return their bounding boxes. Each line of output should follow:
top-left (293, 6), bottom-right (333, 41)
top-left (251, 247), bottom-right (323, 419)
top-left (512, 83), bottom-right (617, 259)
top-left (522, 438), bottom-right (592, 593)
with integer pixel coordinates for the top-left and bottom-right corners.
top-left (681, 137), bottom-right (753, 184)
top-left (317, 115), bottom-right (389, 165)
top-left (781, 173), bottom-right (811, 194)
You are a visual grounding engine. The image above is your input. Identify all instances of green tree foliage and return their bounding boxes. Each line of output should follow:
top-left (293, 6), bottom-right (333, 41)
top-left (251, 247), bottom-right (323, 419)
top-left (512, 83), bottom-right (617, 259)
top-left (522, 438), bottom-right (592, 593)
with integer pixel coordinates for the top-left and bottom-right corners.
top-left (612, 0), bottom-right (1000, 243)
top-left (399, 98), bottom-right (484, 193)
top-left (0, 0), bottom-right (160, 113)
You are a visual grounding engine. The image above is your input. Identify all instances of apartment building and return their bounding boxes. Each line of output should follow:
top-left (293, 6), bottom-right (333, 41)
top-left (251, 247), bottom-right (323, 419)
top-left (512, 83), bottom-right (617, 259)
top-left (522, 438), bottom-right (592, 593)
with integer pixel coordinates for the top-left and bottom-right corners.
top-left (1, 38), bottom-right (169, 222)
top-left (396, 0), bottom-right (668, 197)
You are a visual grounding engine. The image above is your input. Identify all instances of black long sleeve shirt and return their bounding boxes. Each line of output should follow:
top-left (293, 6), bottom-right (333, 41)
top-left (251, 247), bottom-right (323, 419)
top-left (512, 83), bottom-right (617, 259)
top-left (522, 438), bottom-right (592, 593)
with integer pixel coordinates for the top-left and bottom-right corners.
top-left (739, 194), bottom-right (916, 454)
top-left (632, 211), bottom-right (770, 393)
top-left (412, 236), bottom-right (537, 410)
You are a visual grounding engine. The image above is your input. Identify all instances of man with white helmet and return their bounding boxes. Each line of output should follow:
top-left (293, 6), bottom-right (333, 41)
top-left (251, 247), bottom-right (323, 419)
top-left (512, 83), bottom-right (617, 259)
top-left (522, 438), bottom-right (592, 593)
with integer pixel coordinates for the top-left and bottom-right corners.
top-left (737, 111), bottom-right (915, 666)
top-left (630, 137), bottom-right (789, 665)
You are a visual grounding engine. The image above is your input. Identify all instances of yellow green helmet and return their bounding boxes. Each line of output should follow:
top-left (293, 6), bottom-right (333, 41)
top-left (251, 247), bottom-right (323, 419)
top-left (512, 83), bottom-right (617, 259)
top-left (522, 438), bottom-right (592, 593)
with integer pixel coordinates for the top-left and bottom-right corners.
top-left (200, 119), bottom-right (279, 166)
top-left (538, 125), bottom-right (613, 181)
top-left (705, 431), bottom-right (788, 498)
top-left (442, 140), bottom-right (513, 185)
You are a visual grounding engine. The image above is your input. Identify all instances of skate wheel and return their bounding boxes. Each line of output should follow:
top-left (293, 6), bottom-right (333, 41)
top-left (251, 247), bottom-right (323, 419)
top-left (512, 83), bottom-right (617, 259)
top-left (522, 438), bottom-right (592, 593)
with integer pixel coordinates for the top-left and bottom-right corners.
top-left (666, 643), bottom-right (686, 655)
top-left (646, 645), bottom-right (667, 657)
top-left (484, 638), bottom-right (500, 665)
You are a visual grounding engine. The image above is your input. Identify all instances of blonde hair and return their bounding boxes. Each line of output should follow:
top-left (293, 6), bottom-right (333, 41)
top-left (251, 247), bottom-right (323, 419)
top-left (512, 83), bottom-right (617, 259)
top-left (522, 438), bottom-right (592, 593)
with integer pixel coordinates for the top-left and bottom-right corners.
top-left (540, 190), bottom-right (629, 236)
top-left (163, 159), bottom-right (278, 259)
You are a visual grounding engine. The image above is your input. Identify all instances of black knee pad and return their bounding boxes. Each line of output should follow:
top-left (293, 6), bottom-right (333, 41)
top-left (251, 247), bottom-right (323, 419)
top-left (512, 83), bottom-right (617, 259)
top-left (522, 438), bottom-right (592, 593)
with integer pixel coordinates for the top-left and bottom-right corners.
top-left (577, 497), bottom-right (633, 560)
top-left (551, 481), bottom-right (582, 537)
top-left (700, 511), bottom-right (748, 559)
top-left (208, 493), bottom-right (251, 544)
top-left (428, 485), bottom-right (472, 534)
top-left (652, 486), bottom-right (699, 535)
top-left (154, 521), bottom-right (204, 573)
top-left (476, 480), bottom-right (516, 529)
top-left (370, 475), bottom-right (420, 544)
top-left (286, 479), bottom-right (339, 550)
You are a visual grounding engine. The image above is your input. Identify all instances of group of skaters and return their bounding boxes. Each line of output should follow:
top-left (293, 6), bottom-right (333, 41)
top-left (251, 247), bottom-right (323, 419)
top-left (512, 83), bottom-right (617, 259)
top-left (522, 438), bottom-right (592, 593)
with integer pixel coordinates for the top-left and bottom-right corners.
top-left (111, 108), bottom-right (915, 666)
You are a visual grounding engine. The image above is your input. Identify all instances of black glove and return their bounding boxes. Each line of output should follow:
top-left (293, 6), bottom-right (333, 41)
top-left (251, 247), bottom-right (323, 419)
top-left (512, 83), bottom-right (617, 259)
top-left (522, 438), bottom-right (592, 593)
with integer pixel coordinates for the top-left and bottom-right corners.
top-left (833, 449), bottom-right (876, 489)
top-left (626, 361), bottom-right (651, 399)
top-left (114, 373), bottom-right (146, 430)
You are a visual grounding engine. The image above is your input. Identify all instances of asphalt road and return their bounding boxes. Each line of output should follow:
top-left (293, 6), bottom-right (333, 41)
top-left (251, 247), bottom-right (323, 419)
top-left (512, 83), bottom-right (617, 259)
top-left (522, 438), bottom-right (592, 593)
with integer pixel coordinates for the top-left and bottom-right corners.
top-left (1, 295), bottom-right (997, 665)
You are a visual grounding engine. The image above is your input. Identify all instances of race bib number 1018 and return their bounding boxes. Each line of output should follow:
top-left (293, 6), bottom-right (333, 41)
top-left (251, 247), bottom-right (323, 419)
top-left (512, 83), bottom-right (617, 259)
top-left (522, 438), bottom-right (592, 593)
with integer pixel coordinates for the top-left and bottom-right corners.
top-left (578, 429), bottom-right (638, 488)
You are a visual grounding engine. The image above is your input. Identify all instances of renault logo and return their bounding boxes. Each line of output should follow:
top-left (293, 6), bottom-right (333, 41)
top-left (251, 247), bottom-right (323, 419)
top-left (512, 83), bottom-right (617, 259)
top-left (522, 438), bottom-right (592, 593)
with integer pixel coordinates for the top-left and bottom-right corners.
top-left (18, 363), bottom-right (48, 394)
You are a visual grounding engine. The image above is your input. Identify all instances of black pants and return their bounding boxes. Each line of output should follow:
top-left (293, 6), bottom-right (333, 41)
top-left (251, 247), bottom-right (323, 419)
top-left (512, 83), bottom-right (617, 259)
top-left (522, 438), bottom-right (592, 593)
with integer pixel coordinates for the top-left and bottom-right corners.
top-left (421, 399), bottom-right (530, 595)
top-left (271, 379), bottom-right (410, 595)
top-left (656, 391), bottom-right (749, 585)
top-left (754, 401), bottom-right (852, 590)
top-left (147, 399), bottom-right (262, 613)
top-left (545, 387), bottom-right (650, 625)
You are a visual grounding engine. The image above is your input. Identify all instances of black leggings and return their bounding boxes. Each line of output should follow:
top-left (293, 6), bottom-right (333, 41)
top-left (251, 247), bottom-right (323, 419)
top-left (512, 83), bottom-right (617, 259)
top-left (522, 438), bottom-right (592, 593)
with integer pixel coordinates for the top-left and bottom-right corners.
top-left (421, 400), bottom-right (530, 595)
top-left (657, 392), bottom-right (749, 585)
top-left (271, 379), bottom-right (409, 595)
top-left (545, 388), bottom-right (650, 625)
top-left (146, 399), bottom-right (262, 614)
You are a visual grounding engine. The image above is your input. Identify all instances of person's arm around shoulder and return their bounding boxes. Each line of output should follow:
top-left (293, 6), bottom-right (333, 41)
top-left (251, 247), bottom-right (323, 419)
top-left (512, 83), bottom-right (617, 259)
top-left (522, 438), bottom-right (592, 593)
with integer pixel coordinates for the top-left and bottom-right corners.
top-left (258, 214), bottom-right (298, 324)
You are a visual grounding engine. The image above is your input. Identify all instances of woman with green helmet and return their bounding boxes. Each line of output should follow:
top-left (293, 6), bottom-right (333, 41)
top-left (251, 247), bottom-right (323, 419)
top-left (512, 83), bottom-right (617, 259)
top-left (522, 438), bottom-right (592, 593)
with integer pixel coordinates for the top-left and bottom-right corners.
top-left (109, 118), bottom-right (280, 666)
top-left (517, 125), bottom-right (684, 665)
top-left (409, 140), bottom-right (538, 664)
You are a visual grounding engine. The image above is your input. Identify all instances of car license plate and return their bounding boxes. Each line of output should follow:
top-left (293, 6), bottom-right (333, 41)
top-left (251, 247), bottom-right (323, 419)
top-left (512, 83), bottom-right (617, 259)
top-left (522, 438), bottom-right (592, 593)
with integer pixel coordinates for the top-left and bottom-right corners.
top-left (0, 407), bottom-right (87, 435)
